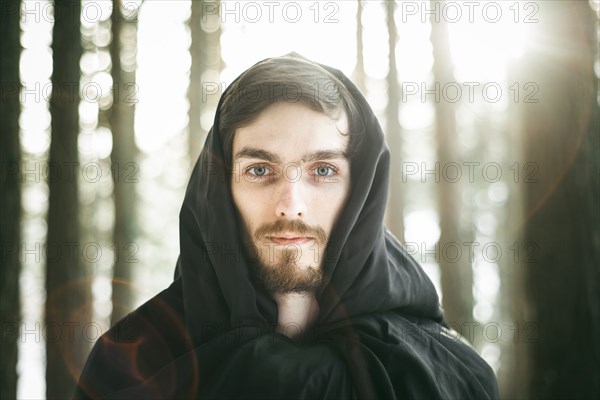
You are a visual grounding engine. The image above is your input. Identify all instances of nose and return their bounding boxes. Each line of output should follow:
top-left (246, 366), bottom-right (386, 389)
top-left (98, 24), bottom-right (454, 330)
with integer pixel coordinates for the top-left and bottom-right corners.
top-left (275, 178), bottom-right (306, 218)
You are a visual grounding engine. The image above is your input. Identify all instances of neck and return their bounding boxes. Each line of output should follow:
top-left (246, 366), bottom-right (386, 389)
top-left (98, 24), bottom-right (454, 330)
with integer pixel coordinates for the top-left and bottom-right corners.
top-left (273, 292), bottom-right (320, 339)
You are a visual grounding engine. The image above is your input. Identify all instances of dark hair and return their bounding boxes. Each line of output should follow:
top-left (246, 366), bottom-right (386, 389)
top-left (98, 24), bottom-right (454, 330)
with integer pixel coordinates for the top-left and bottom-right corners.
top-left (218, 54), bottom-right (365, 165)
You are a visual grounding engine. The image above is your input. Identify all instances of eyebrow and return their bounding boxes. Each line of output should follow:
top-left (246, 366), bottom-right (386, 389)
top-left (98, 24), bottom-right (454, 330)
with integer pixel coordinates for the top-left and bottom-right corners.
top-left (302, 150), bottom-right (347, 163)
top-left (234, 146), bottom-right (348, 164)
top-left (234, 147), bottom-right (282, 163)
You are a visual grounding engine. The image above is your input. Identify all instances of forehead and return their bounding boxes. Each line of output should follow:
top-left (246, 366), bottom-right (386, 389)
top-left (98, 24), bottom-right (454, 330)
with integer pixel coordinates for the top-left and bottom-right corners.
top-left (232, 102), bottom-right (349, 159)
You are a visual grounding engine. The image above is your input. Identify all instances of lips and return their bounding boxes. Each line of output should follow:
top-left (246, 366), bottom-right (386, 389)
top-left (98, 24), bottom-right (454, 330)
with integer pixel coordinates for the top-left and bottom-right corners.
top-left (266, 236), bottom-right (313, 246)
top-left (255, 222), bottom-right (327, 248)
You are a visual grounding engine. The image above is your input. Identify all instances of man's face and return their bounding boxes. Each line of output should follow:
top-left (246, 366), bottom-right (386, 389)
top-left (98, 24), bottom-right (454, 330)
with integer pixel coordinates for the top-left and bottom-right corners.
top-left (231, 101), bottom-right (351, 295)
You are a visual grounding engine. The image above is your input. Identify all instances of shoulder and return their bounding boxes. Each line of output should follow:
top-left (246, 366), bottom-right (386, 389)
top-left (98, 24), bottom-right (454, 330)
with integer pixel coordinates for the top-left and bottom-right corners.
top-left (74, 279), bottom-right (190, 399)
top-left (339, 311), bottom-right (500, 399)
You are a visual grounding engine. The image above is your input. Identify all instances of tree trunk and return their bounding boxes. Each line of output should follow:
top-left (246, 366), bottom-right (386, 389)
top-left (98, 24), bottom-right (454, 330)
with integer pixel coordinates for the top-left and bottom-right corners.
top-left (46, 1), bottom-right (90, 398)
top-left (110, 0), bottom-right (139, 326)
top-left (385, 0), bottom-right (405, 243)
top-left (522, 2), bottom-right (600, 398)
top-left (188, 0), bottom-right (222, 165)
top-left (430, 0), bottom-right (473, 327)
top-left (0, 0), bottom-right (22, 397)
top-left (352, 0), bottom-right (366, 94)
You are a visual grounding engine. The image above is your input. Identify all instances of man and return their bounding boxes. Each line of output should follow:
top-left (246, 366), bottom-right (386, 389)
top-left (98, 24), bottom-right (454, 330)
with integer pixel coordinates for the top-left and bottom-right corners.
top-left (75, 54), bottom-right (499, 399)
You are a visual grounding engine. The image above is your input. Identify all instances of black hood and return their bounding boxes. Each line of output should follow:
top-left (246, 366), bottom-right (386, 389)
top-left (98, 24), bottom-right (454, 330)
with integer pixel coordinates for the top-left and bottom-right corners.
top-left (75, 54), bottom-right (498, 400)
top-left (176, 53), bottom-right (444, 344)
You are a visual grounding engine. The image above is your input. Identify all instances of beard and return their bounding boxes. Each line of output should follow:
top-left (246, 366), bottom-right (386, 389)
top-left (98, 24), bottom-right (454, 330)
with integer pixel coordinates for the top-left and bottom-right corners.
top-left (246, 219), bottom-right (327, 295)
top-left (253, 247), bottom-right (324, 294)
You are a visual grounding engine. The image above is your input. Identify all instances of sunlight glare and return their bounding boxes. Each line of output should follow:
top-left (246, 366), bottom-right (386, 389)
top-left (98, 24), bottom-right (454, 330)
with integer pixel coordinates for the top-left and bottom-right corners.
top-left (362, 1), bottom-right (389, 79)
top-left (220, 1), bottom-right (357, 85)
top-left (135, 0), bottom-right (191, 153)
top-left (404, 209), bottom-right (441, 246)
top-left (447, 1), bottom-right (533, 82)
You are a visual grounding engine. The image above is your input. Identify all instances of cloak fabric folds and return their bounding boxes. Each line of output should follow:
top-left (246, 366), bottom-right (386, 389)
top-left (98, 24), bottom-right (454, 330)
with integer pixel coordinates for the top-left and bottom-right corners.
top-left (75, 54), bottom-right (499, 399)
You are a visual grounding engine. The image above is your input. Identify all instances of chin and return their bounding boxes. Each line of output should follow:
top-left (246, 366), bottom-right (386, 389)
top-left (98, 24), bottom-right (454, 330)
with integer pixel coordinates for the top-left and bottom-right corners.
top-left (254, 256), bottom-right (324, 295)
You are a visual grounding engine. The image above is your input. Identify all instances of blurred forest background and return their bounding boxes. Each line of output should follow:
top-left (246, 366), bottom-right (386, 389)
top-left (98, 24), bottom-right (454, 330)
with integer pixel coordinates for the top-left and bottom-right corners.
top-left (1, 0), bottom-right (599, 398)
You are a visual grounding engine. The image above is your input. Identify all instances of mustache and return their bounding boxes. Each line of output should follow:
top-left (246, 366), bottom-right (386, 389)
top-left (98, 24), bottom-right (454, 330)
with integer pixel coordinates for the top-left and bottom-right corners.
top-left (254, 219), bottom-right (328, 245)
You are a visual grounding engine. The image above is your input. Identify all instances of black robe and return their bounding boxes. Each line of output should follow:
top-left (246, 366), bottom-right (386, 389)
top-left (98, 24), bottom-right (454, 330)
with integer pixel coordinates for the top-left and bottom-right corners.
top-left (75, 55), bottom-right (499, 399)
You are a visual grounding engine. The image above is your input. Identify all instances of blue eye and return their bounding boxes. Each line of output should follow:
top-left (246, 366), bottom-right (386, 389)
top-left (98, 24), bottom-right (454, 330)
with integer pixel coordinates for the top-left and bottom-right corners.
top-left (314, 165), bottom-right (336, 177)
top-left (248, 165), bottom-right (269, 176)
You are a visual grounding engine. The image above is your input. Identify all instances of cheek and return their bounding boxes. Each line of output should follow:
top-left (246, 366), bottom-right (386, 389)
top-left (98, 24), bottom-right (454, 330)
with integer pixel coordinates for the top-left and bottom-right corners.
top-left (231, 183), bottom-right (268, 232)
top-left (231, 184), bottom-right (250, 228)
top-left (311, 180), bottom-right (350, 230)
